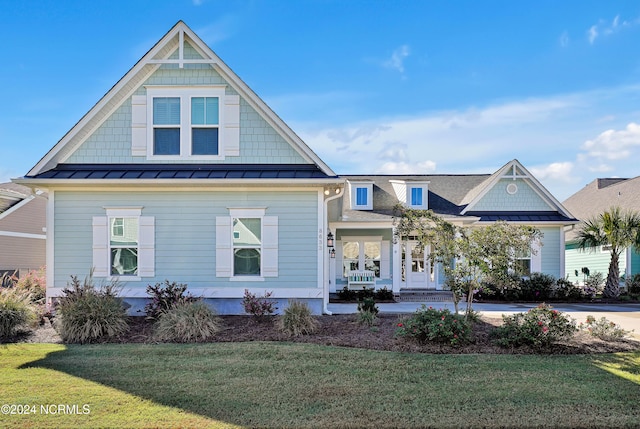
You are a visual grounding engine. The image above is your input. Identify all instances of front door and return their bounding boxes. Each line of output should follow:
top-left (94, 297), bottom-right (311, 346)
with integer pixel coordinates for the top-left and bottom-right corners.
top-left (401, 241), bottom-right (438, 289)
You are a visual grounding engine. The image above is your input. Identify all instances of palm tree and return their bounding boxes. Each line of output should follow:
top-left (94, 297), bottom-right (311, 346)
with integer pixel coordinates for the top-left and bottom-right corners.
top-left (575, 206), bottom-right (640, 298)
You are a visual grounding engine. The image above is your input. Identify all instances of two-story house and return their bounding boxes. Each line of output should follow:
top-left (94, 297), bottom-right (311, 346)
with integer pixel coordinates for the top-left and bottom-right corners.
top-left (16, 21), bottom-right (577, 314)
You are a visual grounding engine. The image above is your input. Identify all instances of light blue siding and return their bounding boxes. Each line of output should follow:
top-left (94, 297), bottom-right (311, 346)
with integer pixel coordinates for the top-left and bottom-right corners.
top-left (67, 42), bottom-right (307, 166)
top-left (631, 249), bottom-right (640, 277)
top-left (539, 227), bottom-right (562, 278)
top-left (565, 242), bottom-right (626, 284)
top-left (53, 190), bottom-right (319, 290)
top-left (472, 179), bottom-right (553, 212)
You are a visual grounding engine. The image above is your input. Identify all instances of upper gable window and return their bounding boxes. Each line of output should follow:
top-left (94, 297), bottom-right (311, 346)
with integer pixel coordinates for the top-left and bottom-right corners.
top-left (349, 181), bottom-right (373, 210)
top-left (153, 97), bottom-right (181, 155)
top-left (191, 97), bottom-right (219, 155)
top-left (131, 86), bottom-right (240, 160)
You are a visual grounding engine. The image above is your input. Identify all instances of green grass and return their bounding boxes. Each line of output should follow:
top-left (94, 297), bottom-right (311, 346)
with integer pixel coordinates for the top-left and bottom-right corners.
top-left (1, 343), bottom-right (639, 428)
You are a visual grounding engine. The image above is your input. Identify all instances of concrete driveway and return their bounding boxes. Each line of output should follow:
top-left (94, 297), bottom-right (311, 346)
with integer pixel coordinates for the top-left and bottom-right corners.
top-left (327, 301), bottom-right (640, 339)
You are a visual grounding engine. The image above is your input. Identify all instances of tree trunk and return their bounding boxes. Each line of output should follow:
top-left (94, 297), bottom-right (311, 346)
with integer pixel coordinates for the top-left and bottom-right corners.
top-left (604, 252), bottom-right (621, 298)
top-left (465, 285), bottom-right (474, 319)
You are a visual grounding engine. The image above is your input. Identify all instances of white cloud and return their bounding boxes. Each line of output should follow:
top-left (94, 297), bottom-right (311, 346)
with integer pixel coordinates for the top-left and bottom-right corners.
top-left (587, 15), bottom-right (637, 44)
top-left (383, 45), bottom-right (410, 73)
top-left (376, 160), bottom-right (437, 174)
top-left (530, 162), bottom-right (574, 182)
top-left (581, 122), bottom-right (640, 161)
top-left (559, 31), bottom-right (569, 48)
top-left (291, 84), bottom-right (640, 200)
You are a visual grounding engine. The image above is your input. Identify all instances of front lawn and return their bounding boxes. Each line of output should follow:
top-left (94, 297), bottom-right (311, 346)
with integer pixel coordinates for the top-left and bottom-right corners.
top-left (1, 343), bottom-right (639, 428)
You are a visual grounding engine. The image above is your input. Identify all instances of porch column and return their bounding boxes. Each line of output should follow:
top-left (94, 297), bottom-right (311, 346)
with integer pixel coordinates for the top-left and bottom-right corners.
top-left (392, 236), bottom-right (401, 294)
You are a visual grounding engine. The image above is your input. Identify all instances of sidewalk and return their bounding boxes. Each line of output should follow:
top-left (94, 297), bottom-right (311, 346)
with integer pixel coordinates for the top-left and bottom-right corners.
top-left (327, 301), bottom-right (640, 339)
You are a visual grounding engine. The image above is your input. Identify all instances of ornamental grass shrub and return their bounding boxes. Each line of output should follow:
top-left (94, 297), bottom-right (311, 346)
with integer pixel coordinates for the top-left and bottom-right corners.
top-left (396, 305), bottom-right (471, 346)
top-left (153, 300), bottom-right (221, 343)
top-left (0, 287), bottom-right (37, 340)
top-left (493, 304), bottom-right (577, 349)
top-left (277, 300), bottom-right (318, 337)
top-left (55, 274), bottom-right (129, 344)
top-left (580, 315), bottom-right (631, 341)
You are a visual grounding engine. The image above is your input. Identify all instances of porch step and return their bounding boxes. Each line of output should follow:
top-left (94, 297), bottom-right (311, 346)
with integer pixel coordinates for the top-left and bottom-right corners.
top-left (397, 290), bottom-right (455, 302)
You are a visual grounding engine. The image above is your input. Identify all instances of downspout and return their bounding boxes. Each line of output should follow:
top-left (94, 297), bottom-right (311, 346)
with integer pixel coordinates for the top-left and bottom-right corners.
top-left (323, 185), bottom-right (344, 315)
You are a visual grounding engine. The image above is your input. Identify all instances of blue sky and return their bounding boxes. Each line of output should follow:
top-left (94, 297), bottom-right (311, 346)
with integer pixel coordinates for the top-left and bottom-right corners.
top-left (1, 1), bottom-right (640, 200)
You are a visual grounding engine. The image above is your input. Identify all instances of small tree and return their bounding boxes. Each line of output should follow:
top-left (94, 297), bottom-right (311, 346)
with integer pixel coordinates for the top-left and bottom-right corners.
top-left (394, 206), bottom-right (542, 318)
top-left (575, 206), bottom-right (640, 298)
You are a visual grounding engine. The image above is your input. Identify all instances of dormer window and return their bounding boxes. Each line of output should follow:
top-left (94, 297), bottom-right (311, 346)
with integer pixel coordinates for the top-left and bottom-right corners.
top-left (349, 181), bottom-right (373, 210)
top-left (390, 180), bottom-right (429, 209)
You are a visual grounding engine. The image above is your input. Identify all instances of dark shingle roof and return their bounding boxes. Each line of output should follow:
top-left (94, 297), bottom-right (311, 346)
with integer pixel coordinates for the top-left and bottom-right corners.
top-left (340, 174), bottom-right (490, 220)
top-left (466, 211), bottom-right (576, 223)
top-left (29, 164), bottom-right (335, 180)
top-left (337, 174), bottom-right (576, 224)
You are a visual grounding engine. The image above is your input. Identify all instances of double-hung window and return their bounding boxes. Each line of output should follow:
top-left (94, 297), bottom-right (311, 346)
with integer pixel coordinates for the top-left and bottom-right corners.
top-left (215, 209), bottom-right (279, 280)
top-left (109, 217), bottom-right (139, 276)
top-left (514, 249), bottom-right (532, 277)
top-left (92, 207), bottom-right (155, 280)
top-left (153, 97), bottom-right (181, 155)
top-left (233, 218), bottom-right (261, 276)
top-left (191, 97), bottom-right (219, 155)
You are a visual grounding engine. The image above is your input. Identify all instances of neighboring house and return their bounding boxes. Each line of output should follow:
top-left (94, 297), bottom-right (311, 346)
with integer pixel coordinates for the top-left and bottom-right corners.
top-left (328, 160), bottom-right (578, 294)
top-left (14, 21), bottom-right (577, 314)
top-left (563, 177), bottom-right (640, 285)
top-left (0, 183), bottom-right (47, 277)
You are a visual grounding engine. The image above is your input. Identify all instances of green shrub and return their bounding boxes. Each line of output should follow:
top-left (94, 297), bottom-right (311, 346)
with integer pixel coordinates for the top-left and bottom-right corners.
top-left (553, 278), bottom-right (583, 301)
top-left (336, 286), bottom-right (356, 301)
top-left (519, 273), bottom-right (555, 301)
top-left (0, 288), bottom-right (37, 340)
top-left (242, 289), bottom-right (277, 319)
top-left (493, 304), bottom-right (577, 349)
top-left (357, 297), bottom-right (379, 327)
top-left (396, 305), bottom-right (471, 346)
top-left (625, 273), bottom-right (640, 295)
top-left (55, 274), bottom-right (129, 344)
top-left (357, 310), bottom-right (378, 327)
top-left (580, 315), bottom-right (631, 341)
top-left (583, 272), bottom-right (604, 298)
top-left (277, 300), bottom-right (318, 337)
top-left (145, 280), bottom-right (196, 321)
top-left (153, 300), bottom-right (220, 343)
top-left (374, 287), bottom-right (395, 301)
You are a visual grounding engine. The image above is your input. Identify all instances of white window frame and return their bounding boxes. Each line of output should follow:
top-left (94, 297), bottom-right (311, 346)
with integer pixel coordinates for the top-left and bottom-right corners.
top-left (93, 207), bottom-right (155, 281)
top-left (145, 86), bottom-right (226, 160)
top-left (216, 208), bottom-right (278, 281)
top-left (349, 181), bottom-right (373, 210)
top-left (408, 182), bottom-right (429, 209)
top-left (108, 216), bottom-right (139, 277)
